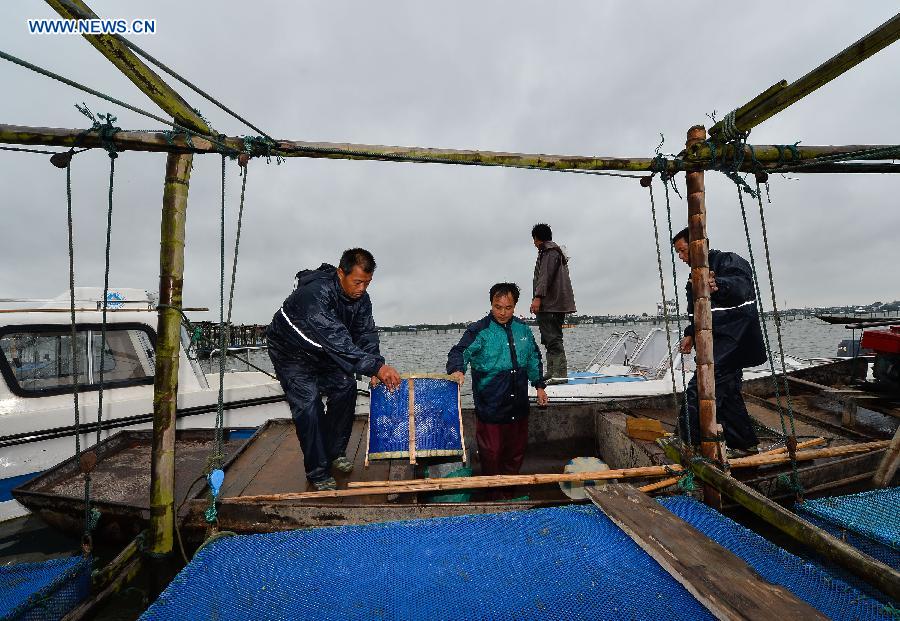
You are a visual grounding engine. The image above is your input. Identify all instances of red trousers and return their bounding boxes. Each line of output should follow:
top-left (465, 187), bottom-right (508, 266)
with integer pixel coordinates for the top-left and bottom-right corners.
top-left (475, 416), bottom-right (529, 477)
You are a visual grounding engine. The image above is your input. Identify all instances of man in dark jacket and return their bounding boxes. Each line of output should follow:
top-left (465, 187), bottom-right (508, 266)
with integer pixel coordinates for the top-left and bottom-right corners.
top-left (530, 223), bottom-right (576, 383)
top-left (448, 283), bottom-right (547, 497)
top-left (267, 248), bottom-right (401, 491)
top-left (672, 228), bottom-right (767, 455)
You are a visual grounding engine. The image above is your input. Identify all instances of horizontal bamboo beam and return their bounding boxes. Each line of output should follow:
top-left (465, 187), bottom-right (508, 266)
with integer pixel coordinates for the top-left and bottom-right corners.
top-left (684, 142), bottom-right (898, 166)
top-left (662, 440), bottom-right (900, 601)
top-left (0, 307), bottom-right (208, 314)
top-left (710, 12), bottom-right (900, 138)
top-left (222, 440), bottom-right (886, 502)
top-left (4, 124), bottom-right (899, 175)
top-left (45, 0), bottom-right (210, 134)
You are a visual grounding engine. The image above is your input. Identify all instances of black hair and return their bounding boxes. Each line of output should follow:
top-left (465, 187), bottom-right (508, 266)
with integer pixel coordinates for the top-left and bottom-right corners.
top-left (339, 248), bottom-right (376, 274)
top-left (531, 223), bottom-right (552, 242)
top-left (489, 282), bottom-right (520, 304)
top-left (671, 227), bottom-right (690, 246)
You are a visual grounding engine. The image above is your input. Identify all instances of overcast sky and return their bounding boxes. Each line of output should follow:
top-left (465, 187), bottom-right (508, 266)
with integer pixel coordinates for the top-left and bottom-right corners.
top-left (1, 2), bottom-right (898, 326)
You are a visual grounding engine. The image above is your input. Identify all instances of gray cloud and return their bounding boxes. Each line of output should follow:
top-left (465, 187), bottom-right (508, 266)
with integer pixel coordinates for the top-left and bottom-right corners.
top-left (1, 1), bottom-right (898, 325)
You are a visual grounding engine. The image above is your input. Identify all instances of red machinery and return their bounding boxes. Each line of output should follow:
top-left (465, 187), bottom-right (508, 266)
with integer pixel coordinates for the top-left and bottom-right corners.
top-left (861, 325), bottom-right (900, 392)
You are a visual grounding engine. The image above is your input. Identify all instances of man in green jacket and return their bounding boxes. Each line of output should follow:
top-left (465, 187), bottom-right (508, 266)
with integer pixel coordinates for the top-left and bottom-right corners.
top-left (531, 223), bottom-right (576, 383)
top-left (447, 283), bottom-right (547, 489)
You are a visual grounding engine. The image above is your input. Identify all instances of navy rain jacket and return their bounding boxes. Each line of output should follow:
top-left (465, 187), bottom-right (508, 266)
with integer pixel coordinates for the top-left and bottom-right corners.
top-left (267, 263), bottom-right (384, 377)
top-left (683, 249), bottom-right (767, 370)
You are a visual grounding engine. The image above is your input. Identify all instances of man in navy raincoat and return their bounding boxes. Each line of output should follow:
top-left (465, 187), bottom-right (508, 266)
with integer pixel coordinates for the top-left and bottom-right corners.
top-left (267, 248), bottom-right (401, 490)
top-left (672, 228), bottom-right (767, 456)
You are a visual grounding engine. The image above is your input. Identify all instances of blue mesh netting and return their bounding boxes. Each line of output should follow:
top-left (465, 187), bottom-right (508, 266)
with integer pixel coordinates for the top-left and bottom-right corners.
top-left (140, 498), bottom-right (893, 620)
top-left (0, 556), bottom-right (91, 621)
top-left (796, 488), bottom-right (900, 570)
top-left (368, 377), bottom-right (463, 459)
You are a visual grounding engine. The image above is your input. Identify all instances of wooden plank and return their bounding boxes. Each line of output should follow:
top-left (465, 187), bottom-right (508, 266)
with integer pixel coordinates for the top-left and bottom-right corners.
top-left (219, 422), bottom-right (293, 498)
top-left (586, 484), bottom-right (827, 620)
top-left (662, 439), bottom-right (900, 601)
top-left (238, 426), bottom-right (304, 497)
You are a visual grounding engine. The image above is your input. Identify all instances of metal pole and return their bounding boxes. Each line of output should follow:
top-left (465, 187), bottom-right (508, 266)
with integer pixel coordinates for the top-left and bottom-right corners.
top-left (148, 151), bottom-right (192, 555)
top-left (685, 125), bottom-right (721, 508)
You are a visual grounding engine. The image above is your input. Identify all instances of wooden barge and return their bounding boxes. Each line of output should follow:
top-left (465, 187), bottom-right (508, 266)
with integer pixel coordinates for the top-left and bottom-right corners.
top-left (13, 359), bottom-right (898, 542)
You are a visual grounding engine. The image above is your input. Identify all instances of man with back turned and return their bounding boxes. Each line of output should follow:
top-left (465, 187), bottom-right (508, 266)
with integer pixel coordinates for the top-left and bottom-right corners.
top-left (267, 248), bottom-right (401, 491)
top-left (530, 223), bottom-right (576, 383)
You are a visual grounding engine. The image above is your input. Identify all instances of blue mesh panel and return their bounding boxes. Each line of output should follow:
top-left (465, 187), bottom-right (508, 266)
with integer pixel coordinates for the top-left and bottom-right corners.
top-left (796, 488), bottom-right (900, 571)
top-left (368, 378), bottom-right (463, 459)
top-left (660, 497), bottom-right (894, 617)
top-left (0, 556), bottom-right (91, 621)
top-left (141, 499), bottom-right (892, 621)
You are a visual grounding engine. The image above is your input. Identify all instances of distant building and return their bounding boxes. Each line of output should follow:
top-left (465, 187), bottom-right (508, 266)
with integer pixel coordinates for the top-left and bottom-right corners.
top-left (657, 299), bottom-right (677, 317)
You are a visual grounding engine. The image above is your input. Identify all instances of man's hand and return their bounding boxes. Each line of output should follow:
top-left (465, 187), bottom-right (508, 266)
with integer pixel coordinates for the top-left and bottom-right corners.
top-left (536, 387), bottom-right (548, 407)
top-left (679, 335), bottom-right (693, 354)
top-left (529, 297), bottom-right (541, 314)
top-left (708, 270), bottom-right (718, 293)
top-left (369, 376), bottom-right (380, 388)
top-left (375, 364), bottom-right (402, 390)
top-left (449, 371), bottom-right (465, 386)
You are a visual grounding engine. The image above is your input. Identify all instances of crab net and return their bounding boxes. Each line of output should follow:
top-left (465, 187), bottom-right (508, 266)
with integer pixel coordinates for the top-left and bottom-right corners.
top-left (367, 377), bottom-right (464, 459)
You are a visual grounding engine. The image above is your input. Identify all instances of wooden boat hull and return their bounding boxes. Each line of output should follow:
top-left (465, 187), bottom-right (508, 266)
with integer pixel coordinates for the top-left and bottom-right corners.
top-left (12, 359), bottom-right (895, 541)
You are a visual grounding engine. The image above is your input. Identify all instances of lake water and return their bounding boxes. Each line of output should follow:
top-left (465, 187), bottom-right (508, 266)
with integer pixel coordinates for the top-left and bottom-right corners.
top-left (204, 316), bottom-right (881, 406)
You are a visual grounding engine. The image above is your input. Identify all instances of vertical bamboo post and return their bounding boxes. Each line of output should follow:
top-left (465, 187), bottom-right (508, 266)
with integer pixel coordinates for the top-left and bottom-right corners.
top-left (685, 125), bottom-right (721, 508)
top-left (408, 378), bottom-right (417, 465)
top-left (148, 152), bottom-right (192, 555)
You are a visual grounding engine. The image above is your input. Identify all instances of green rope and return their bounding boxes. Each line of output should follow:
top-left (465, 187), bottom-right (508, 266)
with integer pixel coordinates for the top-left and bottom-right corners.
top-left (95, 143), bottom-right (118, 446)
top-left (213, 155), bottom-right (227, 470)
top-left (226, 163), bottom-right (249, 325)
top-left (732, 172), bottom-right (802, 496)
top-left (677, 471), bottom-right (697, 492)
top-left (646, 180), bottom-right (680, 422)
top-left (753, 177), bottom-right (802, 491)
top-left (64, 160), bottom-right (92, 539)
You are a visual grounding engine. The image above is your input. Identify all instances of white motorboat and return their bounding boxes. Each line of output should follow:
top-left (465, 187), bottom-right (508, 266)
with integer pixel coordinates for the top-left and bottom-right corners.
top-left (530, 328), bottom-right (811, 402)
top-left (0, 288), bottom-right (292, 521)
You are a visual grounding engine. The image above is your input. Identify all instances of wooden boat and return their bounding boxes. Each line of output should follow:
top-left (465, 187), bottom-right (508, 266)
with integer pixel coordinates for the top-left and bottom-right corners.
top-left (13, 358), bottom-right (897, 542)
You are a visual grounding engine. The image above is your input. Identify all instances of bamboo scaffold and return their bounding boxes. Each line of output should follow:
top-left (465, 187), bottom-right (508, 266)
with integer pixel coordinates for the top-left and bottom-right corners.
top-left (0, 0), bottom-right (897, 589)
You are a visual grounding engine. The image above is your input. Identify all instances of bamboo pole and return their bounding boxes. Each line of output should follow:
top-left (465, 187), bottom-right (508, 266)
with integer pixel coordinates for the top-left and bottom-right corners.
top-left (663, 441), bottom-right (900, 601)
top-left (631, 441), bottom-right (827, 496)
top-left (148, 152), bottom-right (192, 556)
top-left (4, 124), bottom-right (899, 174)
top-left (224, 440), bottom-right (887, 502)
top-left (709, 12), bottom-right (900, 139)
top-left (685, 124), bottom-right (720, 508)
top-left (347, 439), bottom-right (865, 490)
top-left (44, 0), bottom-right (211, 134)
top-left (872, 424), bottom-right (900, 487)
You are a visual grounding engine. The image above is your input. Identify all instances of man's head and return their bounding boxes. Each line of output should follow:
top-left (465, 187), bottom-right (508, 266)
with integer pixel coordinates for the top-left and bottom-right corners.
top-left (672, 227), bottom-right (691, 266)
top-left (489, 282), bottom-right (520, 325)
top-left (531, 223), bottom-right (552, 248)
top-left (337, 248), bottom-right (376, 299)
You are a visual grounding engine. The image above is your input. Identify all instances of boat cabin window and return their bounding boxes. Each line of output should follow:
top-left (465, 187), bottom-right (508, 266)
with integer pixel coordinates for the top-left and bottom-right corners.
top-left (0, 324), bottom-right (156, 397)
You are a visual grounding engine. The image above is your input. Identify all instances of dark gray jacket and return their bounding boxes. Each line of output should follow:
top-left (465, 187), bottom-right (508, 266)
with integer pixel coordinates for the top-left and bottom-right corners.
top-left (532, 241), bottom-right (576, 313)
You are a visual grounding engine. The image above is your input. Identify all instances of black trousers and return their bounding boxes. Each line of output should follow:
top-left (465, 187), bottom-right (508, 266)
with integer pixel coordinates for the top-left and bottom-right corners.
top-left (268, 347), bottom-right (358, 482)
top-left (679, 367), bottom-right (759, 450)
top-left (536, 311), bottom-right (567, 379)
